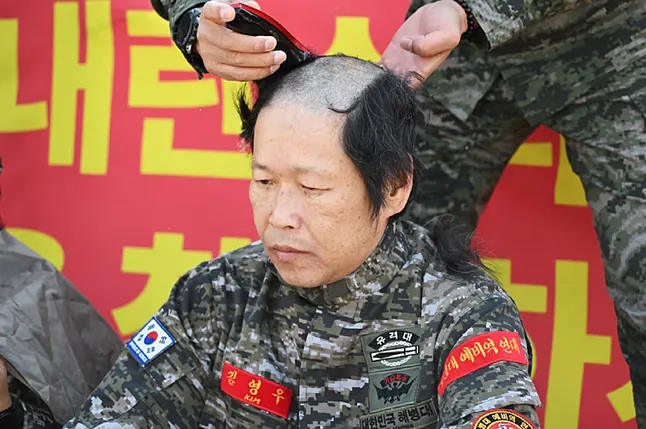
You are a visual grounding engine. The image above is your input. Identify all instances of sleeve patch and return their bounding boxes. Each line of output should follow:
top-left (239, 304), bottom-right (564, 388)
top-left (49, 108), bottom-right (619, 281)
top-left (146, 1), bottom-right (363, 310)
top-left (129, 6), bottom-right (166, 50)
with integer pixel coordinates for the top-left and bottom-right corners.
top-left (438, 331), bottom-right (528, 396)
top-left (126, 316), bottom-right (176, 366)
top-left (471, 408), bottom-right (536, 429)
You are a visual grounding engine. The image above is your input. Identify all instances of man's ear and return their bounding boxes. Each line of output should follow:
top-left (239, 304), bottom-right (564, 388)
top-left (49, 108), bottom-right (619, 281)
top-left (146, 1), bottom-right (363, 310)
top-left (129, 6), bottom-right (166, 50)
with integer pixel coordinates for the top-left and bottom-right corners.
top-left (384, 173), bottom-right (413, 218)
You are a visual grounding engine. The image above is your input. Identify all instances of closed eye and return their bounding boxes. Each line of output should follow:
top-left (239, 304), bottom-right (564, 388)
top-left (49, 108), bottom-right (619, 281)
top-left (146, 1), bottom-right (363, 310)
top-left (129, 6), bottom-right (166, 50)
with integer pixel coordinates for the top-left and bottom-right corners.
top-left (302, 185), bottom-right (330, 192)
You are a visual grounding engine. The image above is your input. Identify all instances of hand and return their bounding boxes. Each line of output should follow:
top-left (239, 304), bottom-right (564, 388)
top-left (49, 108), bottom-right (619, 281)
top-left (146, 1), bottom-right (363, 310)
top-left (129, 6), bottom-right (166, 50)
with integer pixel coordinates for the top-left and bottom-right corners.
top-left (380, 0), bottom-right (467, 87)
top-left (0, 357), bottom-right (11, 412)
top-left (196, 1), bottom-right (287, 81)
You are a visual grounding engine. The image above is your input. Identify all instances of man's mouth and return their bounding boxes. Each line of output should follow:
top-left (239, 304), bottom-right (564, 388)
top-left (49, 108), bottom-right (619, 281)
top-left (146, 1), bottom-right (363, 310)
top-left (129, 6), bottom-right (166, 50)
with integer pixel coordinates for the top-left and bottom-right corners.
top-left (270, 244), bottom-right (308, 263)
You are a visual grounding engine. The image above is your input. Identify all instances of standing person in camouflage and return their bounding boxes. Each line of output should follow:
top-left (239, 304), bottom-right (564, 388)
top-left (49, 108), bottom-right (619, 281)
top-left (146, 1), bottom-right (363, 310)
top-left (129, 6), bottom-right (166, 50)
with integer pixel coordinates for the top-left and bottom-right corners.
top-left (65, 55), bottom-right (541, 428)
top-left (151, 0), bottom-right (646, 425)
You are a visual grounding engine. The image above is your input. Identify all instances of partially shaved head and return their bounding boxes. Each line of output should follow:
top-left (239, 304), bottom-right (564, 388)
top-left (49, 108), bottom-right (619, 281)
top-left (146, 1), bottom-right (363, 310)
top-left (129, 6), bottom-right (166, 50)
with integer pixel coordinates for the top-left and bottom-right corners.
top-left (239, 54), bottom-right (419, 218)
top-left (268, 56), bottom-right (385, 113)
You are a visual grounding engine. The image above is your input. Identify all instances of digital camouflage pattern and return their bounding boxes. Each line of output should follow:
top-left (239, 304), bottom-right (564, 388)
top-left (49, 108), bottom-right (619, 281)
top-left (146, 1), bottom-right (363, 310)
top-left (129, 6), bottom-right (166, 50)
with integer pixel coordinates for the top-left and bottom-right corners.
top-left (64, 220), bottom-right (541, 428)
top-left (406, 1), bottom-right (646, 426)
top-left (8, 379), bottom-right (58, 428)
top-left (412, 0), bottom-right (646, 125)
top-left (152, 0), bottom-right (645, 425)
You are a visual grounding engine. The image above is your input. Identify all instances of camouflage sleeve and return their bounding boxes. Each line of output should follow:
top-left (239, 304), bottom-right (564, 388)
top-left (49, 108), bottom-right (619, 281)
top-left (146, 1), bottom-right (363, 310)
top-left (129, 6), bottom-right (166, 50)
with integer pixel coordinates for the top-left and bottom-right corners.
top-left (17, 397), bottom-right (59, 429)
top-left (435, 292), bottom-right (542, 429)
top-left (462, 1), bottom-right (560, 49)
top-left (63, 262), bottom-right (220, 428)
top-left (150, 0), bottom-right (206, 38)
top-left (409, 0), bottom-right (593, 49)
top-left (7, 377), bottom-right (59, 428)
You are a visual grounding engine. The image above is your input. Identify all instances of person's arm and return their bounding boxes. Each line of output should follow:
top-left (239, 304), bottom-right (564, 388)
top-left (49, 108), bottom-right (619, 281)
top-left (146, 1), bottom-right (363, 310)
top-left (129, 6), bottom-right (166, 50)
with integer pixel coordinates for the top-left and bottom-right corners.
top-left (151, 0), bottom-right (286, 80)
top-left (434, 290), bottom-right (541, 428)
top-left (380, 0), bottom-right (594, 84)
top-left (63, 261), bottom-right (220, 428)
top-left (408, 0), bottom-right (592, 50)
top-left (453, 0), bottom-right (591, 49)
top-left (15, 396), bottom-right (59, 429)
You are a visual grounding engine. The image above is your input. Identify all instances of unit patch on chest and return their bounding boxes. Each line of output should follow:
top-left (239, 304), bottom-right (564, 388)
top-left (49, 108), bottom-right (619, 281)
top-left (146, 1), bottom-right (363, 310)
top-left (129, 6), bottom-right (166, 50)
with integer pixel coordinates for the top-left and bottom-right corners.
top-left (362, 326), bottom-right (423, 412)
top-left (369, 368), bottom-right (420, 411)
top-left (361, 327), bottom-right (421, 371)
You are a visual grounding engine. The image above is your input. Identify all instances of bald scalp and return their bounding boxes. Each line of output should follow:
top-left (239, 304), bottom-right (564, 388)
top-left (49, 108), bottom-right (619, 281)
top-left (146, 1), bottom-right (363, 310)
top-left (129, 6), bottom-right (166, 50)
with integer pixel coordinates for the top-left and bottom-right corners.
top-left (268, 56), bottom-right (385, 113)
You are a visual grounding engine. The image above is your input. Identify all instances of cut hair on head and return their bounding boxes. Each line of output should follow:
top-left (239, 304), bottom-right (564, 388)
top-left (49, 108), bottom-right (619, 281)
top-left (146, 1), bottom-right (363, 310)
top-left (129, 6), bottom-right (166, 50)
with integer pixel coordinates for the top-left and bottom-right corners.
top-left (238, 54), bottom-right (421, 219)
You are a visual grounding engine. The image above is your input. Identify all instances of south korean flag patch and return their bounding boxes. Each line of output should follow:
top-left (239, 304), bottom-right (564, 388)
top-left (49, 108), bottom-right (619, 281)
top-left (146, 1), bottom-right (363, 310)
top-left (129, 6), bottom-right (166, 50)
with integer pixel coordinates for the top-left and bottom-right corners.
top-left (126, 317), bottom-right (176, 367)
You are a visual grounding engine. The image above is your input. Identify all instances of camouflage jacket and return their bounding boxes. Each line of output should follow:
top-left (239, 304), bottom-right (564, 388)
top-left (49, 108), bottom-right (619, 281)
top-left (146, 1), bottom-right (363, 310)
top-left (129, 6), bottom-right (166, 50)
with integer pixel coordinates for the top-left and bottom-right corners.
top-left (6, 380), bottom-right (59, 429)
top-left (64, 221), bottom-right (541, 428)
top-left (152, 0), bottom-right (645, 125)
top-left (411, 0), bottom-right (646, 124)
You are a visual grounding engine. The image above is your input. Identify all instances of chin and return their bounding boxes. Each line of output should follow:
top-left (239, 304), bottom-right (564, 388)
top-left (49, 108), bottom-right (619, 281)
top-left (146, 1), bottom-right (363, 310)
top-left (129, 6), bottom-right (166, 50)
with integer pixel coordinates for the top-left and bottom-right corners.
top-left (277, 268), bottom-right (323, 288)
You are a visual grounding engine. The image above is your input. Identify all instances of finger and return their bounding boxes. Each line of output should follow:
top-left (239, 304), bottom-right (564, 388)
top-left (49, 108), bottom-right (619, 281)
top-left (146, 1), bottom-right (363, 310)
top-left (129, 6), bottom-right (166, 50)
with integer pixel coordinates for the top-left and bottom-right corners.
top-left (201, 1), bottom-right (236, 24)
top-left (379, 43), bottom-right (419, 76)
top-left (199, 15), bottom-right (277, 53)
top-left (207, 44), bottom-right (286, 68)
top-left (411, 50), bottom-right (452, 86)
top-left (210, 62), bottom-right (281, 81)
top-left (380, 42), bottom-right (451, 86)
top-left (401, 30), bottom-right (461, 58)
top-left (378, 56), bottom-right (413, 79)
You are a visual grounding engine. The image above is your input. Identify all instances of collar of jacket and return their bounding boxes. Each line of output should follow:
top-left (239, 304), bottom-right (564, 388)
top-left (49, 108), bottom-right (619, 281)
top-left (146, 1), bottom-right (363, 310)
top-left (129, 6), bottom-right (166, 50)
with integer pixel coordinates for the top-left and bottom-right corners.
top-left (267, 220), bottom-right (410, 312)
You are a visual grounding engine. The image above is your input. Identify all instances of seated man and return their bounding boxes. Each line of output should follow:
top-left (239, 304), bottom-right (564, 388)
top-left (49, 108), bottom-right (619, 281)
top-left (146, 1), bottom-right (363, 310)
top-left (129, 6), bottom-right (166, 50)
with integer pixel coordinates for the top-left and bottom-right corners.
top-left (64, 55), bottom-right (541, 429)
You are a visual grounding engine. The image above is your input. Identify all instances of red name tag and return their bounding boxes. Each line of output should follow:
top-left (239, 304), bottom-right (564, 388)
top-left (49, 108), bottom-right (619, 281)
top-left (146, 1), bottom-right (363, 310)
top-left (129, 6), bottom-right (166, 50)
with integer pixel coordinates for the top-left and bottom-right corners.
top-left (220, 361), bottom-right (293, 419)
top-left (438, 331), bottom-right (528, 396)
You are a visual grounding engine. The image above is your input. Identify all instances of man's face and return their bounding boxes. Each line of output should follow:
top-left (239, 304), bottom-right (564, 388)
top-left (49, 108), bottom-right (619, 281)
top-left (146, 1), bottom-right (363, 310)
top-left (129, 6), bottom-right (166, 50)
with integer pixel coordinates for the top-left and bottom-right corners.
top-left (250, 103), bottom-right (390, 288)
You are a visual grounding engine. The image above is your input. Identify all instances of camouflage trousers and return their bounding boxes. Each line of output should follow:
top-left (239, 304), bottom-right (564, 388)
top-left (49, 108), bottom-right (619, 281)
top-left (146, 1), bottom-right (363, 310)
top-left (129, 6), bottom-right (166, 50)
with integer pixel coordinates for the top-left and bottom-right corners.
top-left (404, 56), bottom-right (646, 427)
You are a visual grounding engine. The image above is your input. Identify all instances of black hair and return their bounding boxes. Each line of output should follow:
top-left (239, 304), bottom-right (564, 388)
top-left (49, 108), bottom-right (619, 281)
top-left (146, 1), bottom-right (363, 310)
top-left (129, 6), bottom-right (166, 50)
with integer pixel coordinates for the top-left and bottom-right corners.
top-left (328, 70), bottom-right (421, 219)
top-left (425, 214), bottom-right (491, 276)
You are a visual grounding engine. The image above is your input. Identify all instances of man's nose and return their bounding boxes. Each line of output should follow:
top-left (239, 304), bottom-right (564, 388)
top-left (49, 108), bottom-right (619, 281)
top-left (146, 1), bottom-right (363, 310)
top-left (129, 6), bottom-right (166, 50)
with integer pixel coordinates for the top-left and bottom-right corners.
top-left (268, 186), bottom-right (302, 229)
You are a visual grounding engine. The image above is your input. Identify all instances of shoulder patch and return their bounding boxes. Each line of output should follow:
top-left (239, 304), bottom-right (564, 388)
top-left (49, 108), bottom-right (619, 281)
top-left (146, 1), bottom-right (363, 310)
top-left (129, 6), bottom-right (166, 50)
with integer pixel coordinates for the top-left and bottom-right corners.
top-left (471, 409), bottom-right (536, 429)
top-left (126, 317), bottom-right (176, 366)
top-left (438, 331), bottom-right (528, 396)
